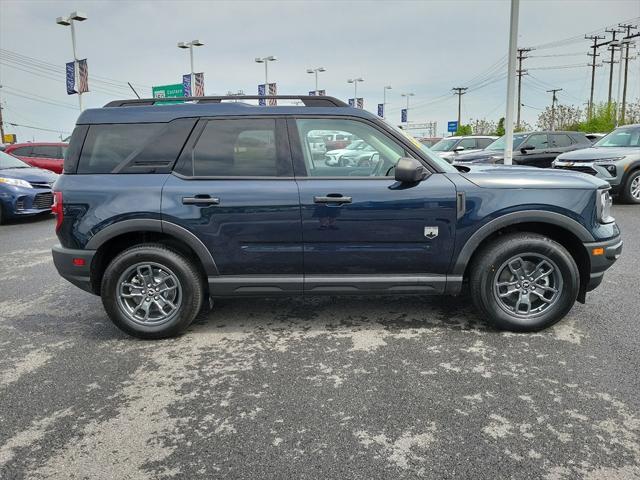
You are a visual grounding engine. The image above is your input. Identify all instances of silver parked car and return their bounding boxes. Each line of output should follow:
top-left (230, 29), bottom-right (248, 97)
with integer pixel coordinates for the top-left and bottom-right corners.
top-left (430, 135), bottom-right (497, 162)
top-left (553, 124), bottom-right (640, 204)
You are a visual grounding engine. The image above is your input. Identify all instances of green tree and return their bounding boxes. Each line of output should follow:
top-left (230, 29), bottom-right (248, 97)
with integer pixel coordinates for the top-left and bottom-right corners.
top-left (495, 117), bottom-right (505, 136)
top-left (454, 124), bottom-right (473, 136)
top-left (576, 102), bottom-right (617, 133)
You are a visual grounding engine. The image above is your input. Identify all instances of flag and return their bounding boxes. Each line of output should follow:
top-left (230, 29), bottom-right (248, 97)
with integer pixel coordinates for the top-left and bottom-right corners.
top-left (317, 89), bottom-right (325, 96)
top-left (377, 104), bottom-right (384, 118)
top-left (268, 83), bottom-right (277, 106)
top-left (183, 74), bottom-right (192, 97)
top-left (356, 98), bottom-right (363, 109)
top-left (66, 61), bottom-right (76, 95)
top-left (258, 84), bottom-right (266, 106)
top-left (348, 98), bottom-right (355, 107)
top-left (194, 72), bottom-right (205, 97)
top-left (77, 59), bottom-right (89, 93)
top-left (308, 90), bottom-right (316, 96)
top-left (401, 109), bottom-right (407, 123)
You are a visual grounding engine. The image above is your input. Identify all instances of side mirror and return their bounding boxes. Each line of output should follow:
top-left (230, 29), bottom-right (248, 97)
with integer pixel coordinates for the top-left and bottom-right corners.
top-left (453, 146), bottom-right (465, 152)
top-left (394, 157), bottom-right (429, 183)
top-left (520, 144), bottom-right (535, 153)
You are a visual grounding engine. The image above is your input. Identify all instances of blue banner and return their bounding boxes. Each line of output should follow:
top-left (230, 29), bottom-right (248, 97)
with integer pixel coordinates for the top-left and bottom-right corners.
top-left (401, 109), bottom-right (407, 123)
top-left (447, 121), bottom-right (458, 133)
top-left (258, 84), bottom-right (266, 106)
top-left (182, 74), bottom-right (192, 97)
top-left (377, 104), bottom-right (384, 118)
top-left (348, 98), bottom-right (355, 107)
top-left (66, 61), bottom-right (76, 95)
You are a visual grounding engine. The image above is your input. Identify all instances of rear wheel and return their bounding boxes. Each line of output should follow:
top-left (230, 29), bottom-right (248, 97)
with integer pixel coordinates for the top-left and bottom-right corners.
top-left (620, 169), bottom-right (640, 204)
top-left (469, 233), bottom-right (579, 332)
top-left (101, 244), bottom-right (204, 339)
top-left (0, 204), bottom-right (4, 225)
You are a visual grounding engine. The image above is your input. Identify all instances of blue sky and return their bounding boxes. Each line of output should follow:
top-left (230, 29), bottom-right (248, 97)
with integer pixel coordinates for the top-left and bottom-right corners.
top-left (1, 0), bottom-right (639, 141)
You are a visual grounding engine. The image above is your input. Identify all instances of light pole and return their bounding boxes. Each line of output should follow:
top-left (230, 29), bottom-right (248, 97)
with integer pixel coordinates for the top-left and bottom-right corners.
top-left (503, 0), bottom-right (520, 166)
top-left (306, 67), bottom-right (326, 94)
top-left (383, 85), bottom-right (392, 119)
top-left (401, 92), bottom-right (415, 125)
top-left (255, 56), bottom-right (277, 88)
top-left (178, 40), bottom-right (204, 96)
top-left (347, 78), bottom-right (364, 106)
top-left (56, 11), bottom-right (87, 111)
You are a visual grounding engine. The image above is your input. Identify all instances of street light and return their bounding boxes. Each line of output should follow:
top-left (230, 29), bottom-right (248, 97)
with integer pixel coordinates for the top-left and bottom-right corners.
top-left (401, 92), bottom-right (415, 125)
top-left (306, 67), bottom-right (326, 94)
top-left (383, 85), bottom-right (392, 119)
top-left (255, 56), bottom-right (278, 87)
top-left (56, 11), bottom-right (87, 110)
top-left (347, 77), bottom-right (364, 106)
top-left (178, 40), bottom-right (204, 96)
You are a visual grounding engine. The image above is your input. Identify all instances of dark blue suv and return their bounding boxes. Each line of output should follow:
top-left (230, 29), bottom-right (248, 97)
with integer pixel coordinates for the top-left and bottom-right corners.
top-left (51, 96), bottom-right (622, 338)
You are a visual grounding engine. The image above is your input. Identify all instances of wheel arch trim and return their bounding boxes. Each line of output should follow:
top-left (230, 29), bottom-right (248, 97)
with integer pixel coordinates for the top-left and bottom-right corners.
top-left (86, 218), bottom-right (219, 275)
top-left (452, 210), bottom-right (594, 276)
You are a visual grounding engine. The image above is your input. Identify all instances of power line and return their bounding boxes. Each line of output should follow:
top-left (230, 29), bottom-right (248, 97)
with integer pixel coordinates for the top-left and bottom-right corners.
top-left (5, 121), bottom-right (71, 134)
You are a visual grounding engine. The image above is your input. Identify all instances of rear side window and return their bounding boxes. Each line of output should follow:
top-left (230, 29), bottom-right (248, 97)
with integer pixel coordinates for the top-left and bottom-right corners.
top-left (477, 138), bottom-right (493, 149)
top-left (550, 134), bottom-right (573, 147)
top-left (78, 124), bottom-right (162, 174)
top-left (33, 145), bottom-right (61, 158)
top-left (176, 118), bottom-right (290, 177)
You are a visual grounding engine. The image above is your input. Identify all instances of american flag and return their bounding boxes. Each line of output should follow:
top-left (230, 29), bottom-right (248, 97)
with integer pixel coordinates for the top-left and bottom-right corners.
top-left (77, 59), bottom-right (89, 93)
top-left (268, 83), bottom-right (277, 106)
top-left (356, 98), bottom-right (363, 109)
top-left (194, 72), bottom-right (205, 97)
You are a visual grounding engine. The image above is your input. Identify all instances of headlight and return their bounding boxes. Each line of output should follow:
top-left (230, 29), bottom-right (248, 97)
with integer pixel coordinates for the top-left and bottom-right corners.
top-left (0, 177), bottom-right (32, 188)
top-left (596, 188), bottom-right (614, 224)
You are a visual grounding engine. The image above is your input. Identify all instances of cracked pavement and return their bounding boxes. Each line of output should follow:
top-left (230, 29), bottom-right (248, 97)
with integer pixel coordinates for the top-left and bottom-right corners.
top-left (0, 205), bottom-right (639, 479)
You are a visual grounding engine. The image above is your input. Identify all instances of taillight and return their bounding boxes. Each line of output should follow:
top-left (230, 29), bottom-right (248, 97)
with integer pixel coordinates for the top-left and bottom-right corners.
top-left (52, 191), bottom-right (64, 231)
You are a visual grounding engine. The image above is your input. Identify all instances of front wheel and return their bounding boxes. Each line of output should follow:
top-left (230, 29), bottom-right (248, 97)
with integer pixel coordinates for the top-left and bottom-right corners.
top-left (620, 169), bottom-right (640, 204)
top-left (469, 233), bottom-right (579, 332)
top-left (101, 244), bottom-right (204, 339)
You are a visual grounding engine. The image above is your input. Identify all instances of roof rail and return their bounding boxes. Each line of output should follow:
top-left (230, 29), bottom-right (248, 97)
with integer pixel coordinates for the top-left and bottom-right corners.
top-left (103, 95), bottom-right (349, 108)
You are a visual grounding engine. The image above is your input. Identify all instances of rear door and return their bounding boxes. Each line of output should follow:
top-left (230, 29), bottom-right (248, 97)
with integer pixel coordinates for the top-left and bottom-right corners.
top-left (162, 117), bottom-right (303, 295)
top-left (291, 117), bottom-right (457, 294)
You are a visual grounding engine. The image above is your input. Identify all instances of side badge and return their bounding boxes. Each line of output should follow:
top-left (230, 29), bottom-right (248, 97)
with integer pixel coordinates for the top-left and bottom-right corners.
top-left (424, 226), bottom-right (439, 239)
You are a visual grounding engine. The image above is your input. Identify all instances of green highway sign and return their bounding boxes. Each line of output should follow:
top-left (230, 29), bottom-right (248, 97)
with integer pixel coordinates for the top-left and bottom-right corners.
top-left (152, 83), bottom-right (184, 104)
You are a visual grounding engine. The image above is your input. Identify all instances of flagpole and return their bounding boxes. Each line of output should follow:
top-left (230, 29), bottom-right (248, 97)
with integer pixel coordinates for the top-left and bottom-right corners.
top-left (69, 19), bottom-right (82, 111)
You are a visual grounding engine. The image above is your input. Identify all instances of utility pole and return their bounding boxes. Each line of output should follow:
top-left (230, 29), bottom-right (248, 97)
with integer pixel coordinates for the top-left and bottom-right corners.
top-left (547, 88), bottom-right (562, 131)
top-left (0, 85), bottom-right (5, 141)
top-left (619, 24), bottom-right (638, 123)
top-left (604, 28), bottom-right (624, 105)
top-left (503, 0), bottom-right (520, 166)
top-left (516, 48), bottom-right (531, 129)
top-left (585, 34), bottom-right (605, 120)
top-left (452, 87), bottom-right (468, 129)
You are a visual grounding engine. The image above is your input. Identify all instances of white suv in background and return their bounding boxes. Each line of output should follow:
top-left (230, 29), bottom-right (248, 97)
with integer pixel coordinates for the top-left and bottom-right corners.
top-left (430, 135), bottom-right (497, 162)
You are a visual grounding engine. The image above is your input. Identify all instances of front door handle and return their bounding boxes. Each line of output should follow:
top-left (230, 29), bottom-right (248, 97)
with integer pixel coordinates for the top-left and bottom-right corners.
top-left (182, 195), bottom-right (220, 206)
top-left (314, 194), bottom-right (352, 204)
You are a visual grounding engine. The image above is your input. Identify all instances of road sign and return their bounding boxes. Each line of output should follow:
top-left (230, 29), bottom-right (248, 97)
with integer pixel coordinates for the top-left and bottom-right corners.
top-left (152, 84), bottom-right (184, 105)
top-left (3, 134), bottom-right (17, 144)
top-left (447, 121), bottom-right (458, 133)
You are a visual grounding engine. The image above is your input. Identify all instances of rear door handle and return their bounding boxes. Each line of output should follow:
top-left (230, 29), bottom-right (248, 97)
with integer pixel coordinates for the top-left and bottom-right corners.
top-left (182, 195), bottom-right (220, 206)
top-left (314, 195), bottom-right (352, 204)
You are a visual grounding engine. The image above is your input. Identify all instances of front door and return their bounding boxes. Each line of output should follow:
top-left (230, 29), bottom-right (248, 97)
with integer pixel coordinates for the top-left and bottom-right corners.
top-left (162, 117), bottom-right (303, 294)
top-left (291, 117), bottom-right (457, 294)
top-left (515, 133), bottom-right (553, 168)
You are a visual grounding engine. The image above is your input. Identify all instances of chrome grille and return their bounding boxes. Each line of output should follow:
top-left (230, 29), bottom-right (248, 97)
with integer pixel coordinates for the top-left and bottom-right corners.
top-left (553, 166), bottom-right (597, 176)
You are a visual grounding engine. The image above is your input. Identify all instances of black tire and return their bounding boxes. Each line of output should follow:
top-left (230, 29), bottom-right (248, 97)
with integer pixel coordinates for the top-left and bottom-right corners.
top-left (101, 243), bottom-right (204, 339)
top-left (0, 204), bottom-right (4, 225)
top-left (620, 169), bottom-right (640, 204)
top-left (469, 233), bottom-right (579, 332)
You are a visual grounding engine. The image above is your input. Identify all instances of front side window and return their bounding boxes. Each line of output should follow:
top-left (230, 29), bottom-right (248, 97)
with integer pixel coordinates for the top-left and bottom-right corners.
top-left (477, 138), bottom-right (494, 149)
top-left (458, 138), bottom-right (477, 150)
top-left (11, 146), bottom-right (33, 157)
top-left (526, 134), bottom-right (548, 149)
top-left (487, 134), bottom-right (528, 151)
top-left (180, 118), bottom-right (285, 177)
top-left (297, 118), bottom-right (406, 177)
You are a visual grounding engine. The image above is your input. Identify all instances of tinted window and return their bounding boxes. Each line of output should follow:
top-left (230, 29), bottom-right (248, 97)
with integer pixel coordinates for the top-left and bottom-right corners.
top-left (526, 134), bottom-right (548, 149)
top-left (297, 118), bottom-right (406, 177)
top-left (458, 138), bottom-right (477, 149)
top-left (33, 145), bottom-right (61, 158)
top-left (477, 138), bottom-right (494, 149)
top-left (78, 124), bottom-right (162, 174)
top-left (550, 134), bottom-right (573, 148)
top-left (11, 146), bottom-right (33, 157)
top-left (183, 119), bottom-right (282, 177)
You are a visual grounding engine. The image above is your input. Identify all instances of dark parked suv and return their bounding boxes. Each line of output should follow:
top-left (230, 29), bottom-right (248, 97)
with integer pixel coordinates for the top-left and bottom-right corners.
top-left (52, 96), bottom-right (622, 338)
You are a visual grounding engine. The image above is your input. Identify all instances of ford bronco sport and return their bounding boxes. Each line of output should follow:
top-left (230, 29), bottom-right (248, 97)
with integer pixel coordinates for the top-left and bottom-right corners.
top-left (51, 95), bottom-right (622, 339)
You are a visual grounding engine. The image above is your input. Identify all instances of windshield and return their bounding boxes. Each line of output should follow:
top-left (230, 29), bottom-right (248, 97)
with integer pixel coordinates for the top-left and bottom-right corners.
top-left (486, 134), bottom-right (528, 151)
top-left (594, 126), bottom-right (640, 147)
top-left (0, 151), bottom-right (30, 169)
top-left (396, 128), bottom-right (457, 173)
top-left (431, 138), bottom-right (459, 152)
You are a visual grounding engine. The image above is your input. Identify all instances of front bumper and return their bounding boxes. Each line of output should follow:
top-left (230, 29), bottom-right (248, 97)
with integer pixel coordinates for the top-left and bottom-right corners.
top-left (583, 235), bottom-right (623, 293)
top-left (52, 244), bottom-right (96, 294)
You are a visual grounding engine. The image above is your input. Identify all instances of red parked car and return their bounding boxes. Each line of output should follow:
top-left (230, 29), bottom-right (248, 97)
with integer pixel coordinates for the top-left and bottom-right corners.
top-left (4, 142), bottom-right (68, 174)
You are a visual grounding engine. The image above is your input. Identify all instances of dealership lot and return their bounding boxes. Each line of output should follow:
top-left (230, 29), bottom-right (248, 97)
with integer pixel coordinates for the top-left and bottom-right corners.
top-left (0, 206), bottom-right (639, 479)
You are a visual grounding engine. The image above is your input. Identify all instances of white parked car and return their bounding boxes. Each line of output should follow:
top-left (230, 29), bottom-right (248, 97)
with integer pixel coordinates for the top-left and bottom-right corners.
top-left (430, 135), bottom-right (497, 163)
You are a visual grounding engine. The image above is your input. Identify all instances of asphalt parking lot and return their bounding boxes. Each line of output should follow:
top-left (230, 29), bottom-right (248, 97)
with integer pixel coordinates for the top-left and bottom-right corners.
top-left (0, 205), bottom-right (639, 480)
